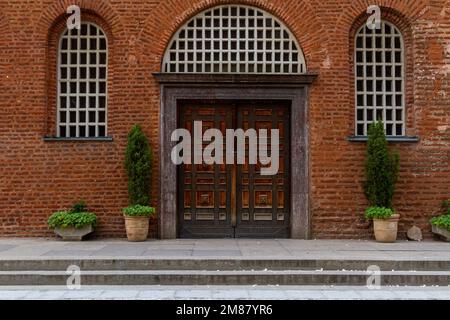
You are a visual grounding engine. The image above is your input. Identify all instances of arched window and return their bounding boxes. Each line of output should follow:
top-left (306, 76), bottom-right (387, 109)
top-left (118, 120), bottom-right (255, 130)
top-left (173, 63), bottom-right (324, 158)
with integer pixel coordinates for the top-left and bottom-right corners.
top-left (57, 22), bottom-right (108, 138)
top-left (355, 21), bottom-right (405, 136)
top-left (162, 5), bottom-right (306, 74)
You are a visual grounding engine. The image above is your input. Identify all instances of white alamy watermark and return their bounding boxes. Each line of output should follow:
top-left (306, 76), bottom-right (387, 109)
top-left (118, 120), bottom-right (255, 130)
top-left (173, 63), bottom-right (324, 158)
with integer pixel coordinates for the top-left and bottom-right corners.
top-left (171, 121), bottom-right (280, 176)
top-left (366, 5), bottom-right (381, 30)
top-left (66, 265), bottom-right (81, 289)
top-left (366, 265), bottom-right (381, 289)
top-left (67, 5), bottom-right (81, 30)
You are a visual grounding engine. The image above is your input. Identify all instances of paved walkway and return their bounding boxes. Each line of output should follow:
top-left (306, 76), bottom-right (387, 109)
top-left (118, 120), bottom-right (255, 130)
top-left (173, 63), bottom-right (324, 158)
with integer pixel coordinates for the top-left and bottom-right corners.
top-left (0, 238), bottom-right (449, 260)
top-left (1, 239), bottom-right (450, 300)
top-left (1, 285), bottom-right (450, 300)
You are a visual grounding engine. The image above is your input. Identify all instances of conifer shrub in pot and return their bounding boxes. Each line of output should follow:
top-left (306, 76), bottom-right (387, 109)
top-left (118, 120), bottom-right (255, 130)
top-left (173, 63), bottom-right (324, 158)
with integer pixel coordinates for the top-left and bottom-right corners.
top-left (123, 124), bottom-right (155, 242)
top-left (363, 121), bottom-right (400, 243)
top-left (47, 201), bottom-right (97, 241)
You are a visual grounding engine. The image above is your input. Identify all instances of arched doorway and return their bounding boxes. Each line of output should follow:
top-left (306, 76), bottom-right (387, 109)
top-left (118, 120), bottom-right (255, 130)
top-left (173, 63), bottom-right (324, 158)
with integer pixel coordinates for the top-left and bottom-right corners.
top-left (154, 4), bottom-right (317, 239)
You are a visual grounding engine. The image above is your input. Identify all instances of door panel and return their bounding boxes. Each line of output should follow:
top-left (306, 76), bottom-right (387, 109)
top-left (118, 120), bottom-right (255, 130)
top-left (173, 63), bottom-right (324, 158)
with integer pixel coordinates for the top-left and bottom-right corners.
top-left (178, 101), bottom-right (290, 238)
top-left (178, 104), bottom-right (234, 238)
top-left (235, 104), bottom-right (290, 238)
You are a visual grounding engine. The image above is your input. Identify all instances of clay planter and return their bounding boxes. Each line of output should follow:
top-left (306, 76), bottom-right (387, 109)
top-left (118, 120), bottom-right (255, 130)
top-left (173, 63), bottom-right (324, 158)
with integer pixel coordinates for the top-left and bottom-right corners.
top-left (373, 214), bottom-right (400, 243)
top-left (431, 225), bottom-right (450, 242)
top-left (124, 215), bottom-right (149, 242)
top-left (54, 225), bottom-right (94, 241)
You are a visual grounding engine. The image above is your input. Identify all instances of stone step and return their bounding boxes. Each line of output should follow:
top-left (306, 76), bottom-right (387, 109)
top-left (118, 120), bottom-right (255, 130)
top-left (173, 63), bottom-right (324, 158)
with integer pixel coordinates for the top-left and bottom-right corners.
top-left (0, 270), bottom-right (450, 286)
top-left (1, 258), bottom-right (450, 271)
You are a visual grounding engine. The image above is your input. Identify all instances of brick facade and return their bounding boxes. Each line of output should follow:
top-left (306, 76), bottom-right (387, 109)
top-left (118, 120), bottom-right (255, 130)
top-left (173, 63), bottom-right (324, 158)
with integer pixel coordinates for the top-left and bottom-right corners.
top-left (0, 0), bottom-right (448, 239)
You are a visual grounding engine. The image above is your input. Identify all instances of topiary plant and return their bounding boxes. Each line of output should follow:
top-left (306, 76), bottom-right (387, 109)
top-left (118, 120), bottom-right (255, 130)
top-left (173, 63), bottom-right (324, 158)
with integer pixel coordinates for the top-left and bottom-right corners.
top-left (125, 124), bottom-right (152, 206)
top-left (364, 121), bottom-right (400, 209)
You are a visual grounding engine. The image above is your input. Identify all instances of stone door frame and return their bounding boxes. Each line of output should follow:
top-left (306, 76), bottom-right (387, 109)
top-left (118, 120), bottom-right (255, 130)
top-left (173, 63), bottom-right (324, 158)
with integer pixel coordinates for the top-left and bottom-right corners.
top-left (154, 73), bottom-right (317, 239)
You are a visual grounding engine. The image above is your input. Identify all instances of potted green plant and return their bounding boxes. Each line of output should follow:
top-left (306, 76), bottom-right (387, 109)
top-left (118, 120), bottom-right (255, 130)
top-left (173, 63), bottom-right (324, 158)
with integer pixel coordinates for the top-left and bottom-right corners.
top-left (47, 201), bottom-right (97, 241)
top-left (123, 124), bottom-right (155, 241)
top-left (430, 199), bottom-right (450, 242)
top-left (123, 205), bottom-right (155, 241)
top-left (365, 206), bottom-right (398, 242)
top-left (363, 121), bottom-right (400, 243)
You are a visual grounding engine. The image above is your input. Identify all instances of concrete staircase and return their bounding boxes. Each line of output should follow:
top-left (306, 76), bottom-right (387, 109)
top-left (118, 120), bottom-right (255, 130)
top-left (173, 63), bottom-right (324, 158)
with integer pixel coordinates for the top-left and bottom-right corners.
top-left (1, 258), bottom-right (450, 286)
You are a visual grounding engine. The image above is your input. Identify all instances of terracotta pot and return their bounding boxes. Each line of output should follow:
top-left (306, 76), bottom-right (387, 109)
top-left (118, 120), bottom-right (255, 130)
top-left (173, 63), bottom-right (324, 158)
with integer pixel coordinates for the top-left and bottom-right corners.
top-left (373, 214), bottom-right (400, 243)
top-left (124, 215), bottom-right (149, 242)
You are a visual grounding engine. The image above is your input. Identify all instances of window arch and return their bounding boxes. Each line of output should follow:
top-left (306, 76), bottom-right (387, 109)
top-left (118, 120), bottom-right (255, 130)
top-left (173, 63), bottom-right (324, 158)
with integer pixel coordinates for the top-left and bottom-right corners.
top-left (355, 20), bottom-right (405, 136)
top-left (162, 5), bottom-right (306, 74)
top-left (57, 22), bottom-right (108, 138)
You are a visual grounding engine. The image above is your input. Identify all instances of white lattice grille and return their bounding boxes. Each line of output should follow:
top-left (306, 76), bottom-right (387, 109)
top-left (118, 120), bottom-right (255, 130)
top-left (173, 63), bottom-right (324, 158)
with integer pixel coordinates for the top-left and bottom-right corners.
top-left (355, 21), bottom-right (405, 136)
top-left (162, 5), bottom-right (306, 74)
top-left (58, 22), bottom-right (108, 138)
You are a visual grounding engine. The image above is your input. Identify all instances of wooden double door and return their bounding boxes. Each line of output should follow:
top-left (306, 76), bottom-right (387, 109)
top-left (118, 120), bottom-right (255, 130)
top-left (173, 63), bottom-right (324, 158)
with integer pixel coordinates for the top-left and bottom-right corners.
top-left (177, 100), bottom-right (290, 238)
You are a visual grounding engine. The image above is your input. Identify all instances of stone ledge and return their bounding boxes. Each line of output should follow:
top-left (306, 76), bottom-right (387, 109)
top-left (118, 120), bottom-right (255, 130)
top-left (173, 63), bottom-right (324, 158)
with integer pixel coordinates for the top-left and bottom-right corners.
top-left (346, 135), bottom-right (420, 143)
top-left (42, 136), bottom-right (114, 142)
top-left (153, 73), bottom-right (319, 84)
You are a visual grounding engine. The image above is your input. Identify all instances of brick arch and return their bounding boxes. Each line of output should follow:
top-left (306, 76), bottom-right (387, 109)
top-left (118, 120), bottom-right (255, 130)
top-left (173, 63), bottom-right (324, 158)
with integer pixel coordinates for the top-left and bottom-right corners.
top-left (138, 0), bottom-right (328, 72)
top-left (333, 0), bottom-right (429, 35)
top-left (349, 8), bottom-right (412, 36)
top-left (35, 0), bottom-right (125, 43)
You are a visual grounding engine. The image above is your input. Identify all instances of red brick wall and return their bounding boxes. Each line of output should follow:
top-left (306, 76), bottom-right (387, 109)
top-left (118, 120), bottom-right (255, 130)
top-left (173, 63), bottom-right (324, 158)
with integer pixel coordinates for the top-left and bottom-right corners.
top-left (0, 0), bottom-right (448, 239)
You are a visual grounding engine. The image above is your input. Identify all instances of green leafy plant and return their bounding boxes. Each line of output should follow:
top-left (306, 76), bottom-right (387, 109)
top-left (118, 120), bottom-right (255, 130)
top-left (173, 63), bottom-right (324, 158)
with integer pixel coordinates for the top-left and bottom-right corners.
top-left (48, 201), bottom-right (97, 229)
top-left (364, 121), bottom-right (400, 209)
top-left (122, 204), bottom-right (155, 217)
top-left (364, 206), bottom-right (394, 220)
top-left (48, 211), bottom-right (97, 229)
top-left (430, 199), bottom-right (450, 231)
top-left (125, 125), bottom-right (152, 206)
top-left (430, 215), bottom-right (450, 232)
